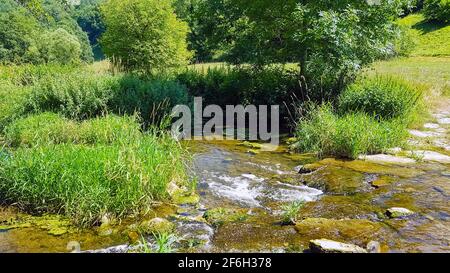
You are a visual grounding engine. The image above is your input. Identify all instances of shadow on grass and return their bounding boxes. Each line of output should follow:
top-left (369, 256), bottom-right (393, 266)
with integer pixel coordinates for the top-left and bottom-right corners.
top-left (413, 20), bottom-right (449, 34)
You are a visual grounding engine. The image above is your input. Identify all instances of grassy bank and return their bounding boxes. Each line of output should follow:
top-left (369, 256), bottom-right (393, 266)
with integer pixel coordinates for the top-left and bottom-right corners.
top-left (0, 66), bottom-right (192, 227)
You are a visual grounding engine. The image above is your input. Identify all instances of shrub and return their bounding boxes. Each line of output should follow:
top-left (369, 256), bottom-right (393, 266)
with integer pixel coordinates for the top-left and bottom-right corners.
top-left (423, 0), bottom-right (450, 23)
top-left (109, 75), bottom-right (189, 126)
top-left (293, 104), bottom-right (408, 159)
top-left (338, 76), bottom-right (423, 122)
top-left (25, 72), bottom-right (120, 120)
top-left (5, 113), bottom-right (142, 147)
top-left (177, 66), bottom-right (299, 108)
top-left (0, 133), bottom-right (189, 226)
top-left (393, 25), bottom-right (417, 57)
top-left (100, 0), bottom-right (192, 73)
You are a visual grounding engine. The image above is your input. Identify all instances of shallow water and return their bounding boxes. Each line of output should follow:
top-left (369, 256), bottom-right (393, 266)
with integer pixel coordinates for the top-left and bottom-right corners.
top-left (0, 138), bottom-right (449, 253)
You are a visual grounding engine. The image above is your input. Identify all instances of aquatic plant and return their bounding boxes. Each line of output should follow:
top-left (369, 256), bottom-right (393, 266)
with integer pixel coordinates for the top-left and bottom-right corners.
top-left (281, 201), bottom-right (304, 225)
top-left (152, 232), bottom-right (178, 253)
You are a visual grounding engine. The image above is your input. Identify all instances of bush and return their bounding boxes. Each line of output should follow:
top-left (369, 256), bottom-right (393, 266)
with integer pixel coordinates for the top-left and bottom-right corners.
top-left (177, 66), bottom-right (300, 108)
top-left (424, 0), bottom-right (450, 23)
top-left (0, 133), bottom-right (188, 226)
top-left (109, 75), bottom-right (189, 126)
top-left (293, 104), bottom-right (408, 159)
top-left (338, 76), bottom-right (423, 122)
top-left (5, 113), bottom-right (142, 147)
top-left (393, 25), bottom-right (417, 57)
top-left (100, 0), bottom-right (192, 73)
top-left (25, 72), bottom-right (120, 120)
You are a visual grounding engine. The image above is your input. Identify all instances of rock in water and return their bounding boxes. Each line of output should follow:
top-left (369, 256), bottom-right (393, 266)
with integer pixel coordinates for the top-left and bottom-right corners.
top-left (367, 241), bottom-right (381, 253)
top-left (386, 207), bottom-right (414, 218)
top-left (139, 217), bottom-right (174, 234)
top-left (309, 239), bottom-right (367, 253)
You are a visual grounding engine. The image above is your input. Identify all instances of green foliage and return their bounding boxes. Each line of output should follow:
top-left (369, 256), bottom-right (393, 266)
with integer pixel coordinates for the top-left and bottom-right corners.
top-left (0, 80), bottom-right (30, 131)
top-left (0, 133), bottom-right (188, 226)
top-left (393, 25), bottom-right (417, 56)
top-left (173, 0), bottom-right (241, 62)
top-left (0, 0), bottom-right (93, 64)
top-left (100, 0), bottom-right (192, 73)
top-left (338, 76), bottom-right (423, 121)
top-left (72, 0), bottom-right (105, 59)
top-left (177, 66), bottom-right (299, 108)
top-left (370, 56), bottom-right (450, 98)
top-left (424, 0), bottom-right (450, 23)
top-left (201, 0), bottom-right (410, 95)
top-left (152, 232), bottom-right (178, 253)
top-left (5, 112), bottom-right (142, 147)
top-left (0, 8), bottom-right (42, 64)
top-left (25, 71), bottom-right (118, 119)
top-left (109, 75), bottom-right (189, 126)
top-left (281, 201), bottom-right (304, 225)
top-left (38, 28), bottom-right (82, 64)
top-left (293, 104), bottom-right (409, 159)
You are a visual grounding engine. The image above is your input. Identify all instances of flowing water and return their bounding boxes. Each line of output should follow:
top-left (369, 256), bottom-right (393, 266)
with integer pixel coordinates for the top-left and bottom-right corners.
top-left (0, 137), bottom-right (449, 253)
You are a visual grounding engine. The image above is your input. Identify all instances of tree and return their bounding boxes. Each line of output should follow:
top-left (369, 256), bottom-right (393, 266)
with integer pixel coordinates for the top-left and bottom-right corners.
top-left (100, 0), bottom-right (192, 73)
top-left (0, 8), bottom-right (42, 64)
top-left (173, 0), bottom-right (244, 62)
top-left (38, 28), bottom-right (82, 64)
top-left (207, 0), bottom-right (410, 99)
top-left (72, 0), bottom-right (105, 59)
top-left (0, 0), bottom-right (93, 64)
top-left (423, 0), bottom-right (450, 23)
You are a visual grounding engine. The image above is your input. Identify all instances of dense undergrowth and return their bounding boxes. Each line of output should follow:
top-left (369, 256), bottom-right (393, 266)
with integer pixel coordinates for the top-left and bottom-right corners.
top-left (0, 66), bottom-right (192, 226)
top-left (293, 76), bottom-right (424, 159)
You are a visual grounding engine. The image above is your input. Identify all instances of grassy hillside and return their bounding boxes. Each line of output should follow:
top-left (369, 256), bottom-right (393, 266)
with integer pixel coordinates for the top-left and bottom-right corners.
top-left (398, 14), bottom-right (450, 56)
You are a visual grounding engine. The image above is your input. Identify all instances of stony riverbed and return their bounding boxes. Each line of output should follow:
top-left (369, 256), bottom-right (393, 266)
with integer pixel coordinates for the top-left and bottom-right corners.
top-left (0, 102), bottom-right (449, 253)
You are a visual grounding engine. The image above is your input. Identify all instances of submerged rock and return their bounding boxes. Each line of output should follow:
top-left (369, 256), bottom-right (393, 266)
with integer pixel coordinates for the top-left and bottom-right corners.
top-left (386, 147), bottom-right (402, 155)
top-left (358, 154), bottom-right (416, 164)
top-left (309, 239), bottom-right (367, 253)
top-left (203, 207), bottom-right (249, 227)
top-left (386, 207), bottom-right (415, 219)
top-left (409, 130), bottom-right (443, 138)
top-left (238, 141), bottom-right (263, 149)
top-left (139, 217), bottom-right (175, 234)
top-left (294, 165), bottom-right (318, 174)
top-left (295, 218), bottom-right (383, 245)
top-left (370, 176), bottom-right (395, 188)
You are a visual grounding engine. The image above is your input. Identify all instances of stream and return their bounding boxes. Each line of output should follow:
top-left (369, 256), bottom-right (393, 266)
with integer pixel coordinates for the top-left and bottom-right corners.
top-left (0, 107), bottom-right (449, 252)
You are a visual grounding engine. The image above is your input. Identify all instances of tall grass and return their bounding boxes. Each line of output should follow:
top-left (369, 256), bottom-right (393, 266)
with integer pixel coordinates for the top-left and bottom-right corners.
top-left (0, 133), bottom-right (189, 227)
top-left (294, 104), bottom-right (409, 159)
top-left (338, 76), bottom-right (423, 122)
top-left (0, 80), bottom-right (30, 131)
top-left (25, 72), bottom-right (119, 120)
top-left (4, 113), bottom-right (142, 147)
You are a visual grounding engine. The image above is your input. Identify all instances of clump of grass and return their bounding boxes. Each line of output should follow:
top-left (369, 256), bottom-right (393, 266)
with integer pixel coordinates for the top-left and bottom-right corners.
top-left (152, 232), bottom-right (178, 253)
top-left (0, 133), bottom-right (189, 227)
top-left (5, 112), bottom-right (142, 147)
top-left (281, 201), bottom-right (304, 225)
top-left (294, 104), bottom-right (409, 159)
top-left (338, 76), bottom-right (423, 122)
